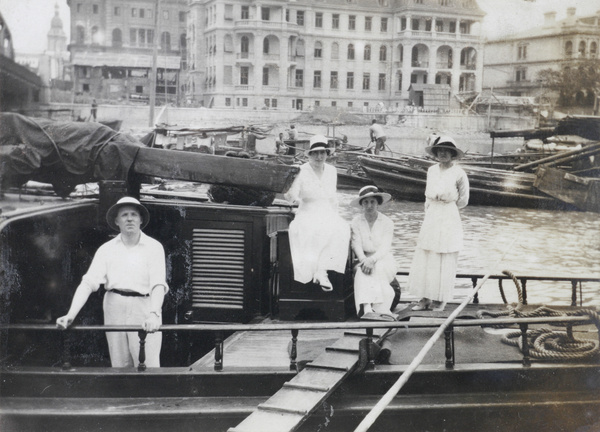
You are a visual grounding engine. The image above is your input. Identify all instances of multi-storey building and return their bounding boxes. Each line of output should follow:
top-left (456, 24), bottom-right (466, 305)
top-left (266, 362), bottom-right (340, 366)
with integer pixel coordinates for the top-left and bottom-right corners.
top-left (67, 0), bottom-right (188, 104)
top-left (187, 0), bottom-right (485, 110)
top-left (483, 7), bottom-right (600, 99)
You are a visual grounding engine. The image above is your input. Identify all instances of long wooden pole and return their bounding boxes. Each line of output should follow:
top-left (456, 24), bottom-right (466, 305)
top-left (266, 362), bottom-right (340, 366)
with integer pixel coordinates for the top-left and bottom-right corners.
top-left (513, 142), bottom-right (600, 172)
top-left (353, 238), bottom-right (518, 432)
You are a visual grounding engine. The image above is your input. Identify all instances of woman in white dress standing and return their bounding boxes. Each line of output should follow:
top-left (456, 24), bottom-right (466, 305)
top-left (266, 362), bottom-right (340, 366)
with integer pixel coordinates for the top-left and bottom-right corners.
top-left (285, 135), bottom-right (350, 291)
top-left (408, 136), bottom-right (469, 311)
top-left (350, 186), bottom-right (398, 319)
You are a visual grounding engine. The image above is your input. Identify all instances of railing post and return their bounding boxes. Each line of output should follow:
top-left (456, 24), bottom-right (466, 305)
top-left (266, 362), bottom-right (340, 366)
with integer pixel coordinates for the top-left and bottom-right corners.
top-left (214, 331), bottom-right (224, 371)
top-left (571, 280), bottom-right (578, 306)
top-left (521, 278), bottom-right (528, 305)
top-left (138, 330), bottom-right (147, 371)
top-left (444, 325), bottom-right (455, 369)
top-left (290, 329), bottom-right (299, 371)
top-left (471, 278), bottom-right (479, 303)
top-left (519, 323), bottom-right (531, 367)
top-left (61, 332), bottom-right (72, 370)
top-left (366, 328), bottom-right (375, 369)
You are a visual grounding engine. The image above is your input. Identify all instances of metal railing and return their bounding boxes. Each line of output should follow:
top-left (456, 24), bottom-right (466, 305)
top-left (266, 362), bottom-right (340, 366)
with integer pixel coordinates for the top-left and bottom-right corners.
top-left (1, 313), bottom-right (596, 373)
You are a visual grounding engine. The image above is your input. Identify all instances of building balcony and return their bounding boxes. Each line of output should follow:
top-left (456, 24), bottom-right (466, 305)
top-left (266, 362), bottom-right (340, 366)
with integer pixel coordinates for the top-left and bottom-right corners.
top-left (235, 85), bottom-right (254, 91)
top-left (436, 61), bottom-right (453, 69)
top-left (234, 19), bottom-right (300, 34)
top-left (262, 85), bottom-right (280, 92)
top-left (263, 53), bottom-right (280, 62)
top-left (411, 60), bottom-right (429, 68)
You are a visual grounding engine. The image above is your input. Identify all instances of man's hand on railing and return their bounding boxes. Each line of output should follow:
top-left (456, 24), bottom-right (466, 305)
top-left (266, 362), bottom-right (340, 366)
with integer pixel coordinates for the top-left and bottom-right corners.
top-left (143, 312), bottom-right (161, 333)
top-left (56, 315), bottom-right (74, 329)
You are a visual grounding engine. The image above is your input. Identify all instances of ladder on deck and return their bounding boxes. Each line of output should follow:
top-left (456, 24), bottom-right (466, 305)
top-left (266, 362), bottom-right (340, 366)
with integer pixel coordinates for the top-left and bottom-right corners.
top-left (228, 329), bottom-right (387, 432)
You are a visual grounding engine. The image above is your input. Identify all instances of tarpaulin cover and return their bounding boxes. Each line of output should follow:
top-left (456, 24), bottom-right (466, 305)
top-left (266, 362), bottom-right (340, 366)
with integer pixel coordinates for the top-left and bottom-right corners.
top-left (0, 113), bottom-right (144, 196)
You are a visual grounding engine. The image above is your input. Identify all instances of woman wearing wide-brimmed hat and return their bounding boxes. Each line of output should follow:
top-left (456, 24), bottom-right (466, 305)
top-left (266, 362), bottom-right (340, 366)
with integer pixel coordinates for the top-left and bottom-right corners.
top-left (285, 135), bottom-right (350, 291)
top-left (350, 186), bottom-right (398, 319)
top-left (408, 136), bottom-right (469, 312)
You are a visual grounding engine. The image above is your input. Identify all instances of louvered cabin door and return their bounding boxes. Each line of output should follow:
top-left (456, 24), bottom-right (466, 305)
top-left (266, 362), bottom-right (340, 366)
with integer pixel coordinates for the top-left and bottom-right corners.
top-left (186, 220), bottom-right (255, 322)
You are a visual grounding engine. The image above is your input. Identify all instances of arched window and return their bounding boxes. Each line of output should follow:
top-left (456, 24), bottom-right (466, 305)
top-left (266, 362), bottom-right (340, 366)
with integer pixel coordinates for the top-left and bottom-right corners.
top-left (263, 37), bottom-right (270, 54)
top-left (161, 32), bottom-right (171, 51)
top-left (379, 45), bottom-right (387, 61)
top-left (364, 44), bottom-right (371, 61)
top-left (112, 28), bottom-right (122, 47)
top-left (76, 25), bottom-right (85, 44)
top-left (91, 26), bottom-right (100, 45)
top-left (578, 41), bottom-right (586, 57)
top-left (314, 41), bottom-right (322, 58)
top-left (347, 43), bottom-right (355, 60)
top-left (591, 42), bottom-right (598, 58)
top-left (565, 40), bottom-right (573, 57)
top-left (331, 42), bottom-right (339, 60)
top-left (241, 36), bottom-right (249, 55)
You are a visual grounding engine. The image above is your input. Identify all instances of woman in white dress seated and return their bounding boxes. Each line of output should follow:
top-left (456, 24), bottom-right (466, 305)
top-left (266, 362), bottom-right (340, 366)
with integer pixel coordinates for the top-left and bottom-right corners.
top-left (351, 185), bottom-right (398, 319)
top-left (408, 136), bottom-right (470, 312)
top-left (285, 135), bottom-right (350, 291)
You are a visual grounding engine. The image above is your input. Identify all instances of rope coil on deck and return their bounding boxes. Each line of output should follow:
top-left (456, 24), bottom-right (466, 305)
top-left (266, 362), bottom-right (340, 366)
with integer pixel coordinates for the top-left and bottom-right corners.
top-left (477, 270), bottom-right (600, 361)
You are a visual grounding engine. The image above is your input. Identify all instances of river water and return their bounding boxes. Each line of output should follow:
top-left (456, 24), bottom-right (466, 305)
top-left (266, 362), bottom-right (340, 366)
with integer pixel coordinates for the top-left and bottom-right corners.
top-left (335, 188), bottom-right (600, 307)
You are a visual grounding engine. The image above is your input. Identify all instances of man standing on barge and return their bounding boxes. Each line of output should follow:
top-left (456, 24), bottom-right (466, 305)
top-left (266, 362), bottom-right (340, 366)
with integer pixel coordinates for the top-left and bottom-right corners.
top-left (369, 119), bottom-right (387, 155)
top-left (56, 197), bottom-right (168, 368)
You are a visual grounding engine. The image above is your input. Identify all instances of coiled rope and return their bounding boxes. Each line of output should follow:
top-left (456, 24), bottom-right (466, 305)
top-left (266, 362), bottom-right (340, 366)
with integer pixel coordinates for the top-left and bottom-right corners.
top-left (476, 270), bottom-right (600, 361)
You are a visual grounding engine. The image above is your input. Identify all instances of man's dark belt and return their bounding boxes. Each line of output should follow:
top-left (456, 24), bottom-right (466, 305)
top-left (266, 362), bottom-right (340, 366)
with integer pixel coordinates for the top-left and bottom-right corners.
top-left (110, 289), bottom-right (149, 297)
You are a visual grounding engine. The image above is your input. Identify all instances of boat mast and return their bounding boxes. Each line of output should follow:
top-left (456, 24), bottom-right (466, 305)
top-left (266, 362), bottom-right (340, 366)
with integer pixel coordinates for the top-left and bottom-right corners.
top-left (149, 0), bottom-right (161, 127)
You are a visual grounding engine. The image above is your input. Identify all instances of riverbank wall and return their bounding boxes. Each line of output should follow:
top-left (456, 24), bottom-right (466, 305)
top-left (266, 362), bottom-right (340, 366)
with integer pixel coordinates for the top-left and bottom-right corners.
top-left (42, 103), bottom-right (535, 133)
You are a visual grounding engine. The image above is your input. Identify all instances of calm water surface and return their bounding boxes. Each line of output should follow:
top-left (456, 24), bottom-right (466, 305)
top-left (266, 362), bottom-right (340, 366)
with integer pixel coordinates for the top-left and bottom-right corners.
top-left (336, 189), bottom-right (600, 306)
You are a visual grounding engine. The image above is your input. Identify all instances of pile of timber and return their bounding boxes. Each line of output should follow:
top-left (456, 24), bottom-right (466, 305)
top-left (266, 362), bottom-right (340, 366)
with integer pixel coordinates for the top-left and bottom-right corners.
top-left (513, 141), bottom-right (600, 176)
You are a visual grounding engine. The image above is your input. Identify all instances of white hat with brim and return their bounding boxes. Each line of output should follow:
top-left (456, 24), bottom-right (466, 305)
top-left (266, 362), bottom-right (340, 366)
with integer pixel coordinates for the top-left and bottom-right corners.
top-left (307, 134), bottom-right (331, 155)
top-left (425, 135), bottom-right (464, 159)
top-left (351, 185), bottom-right (392, 207)
top-left (106, 196), bottom-right (150, 231)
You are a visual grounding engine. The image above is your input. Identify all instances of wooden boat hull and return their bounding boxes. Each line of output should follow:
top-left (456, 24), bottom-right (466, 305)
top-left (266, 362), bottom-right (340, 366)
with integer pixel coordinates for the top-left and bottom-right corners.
top-left (534, 166), bottom-right (600, 213)
top-left (359, 156), bottom-right (569, 209)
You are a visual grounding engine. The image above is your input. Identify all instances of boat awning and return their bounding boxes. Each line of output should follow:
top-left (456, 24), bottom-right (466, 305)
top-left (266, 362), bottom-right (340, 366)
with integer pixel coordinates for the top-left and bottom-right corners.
top-left (72, 52), bottom-right (181, 69)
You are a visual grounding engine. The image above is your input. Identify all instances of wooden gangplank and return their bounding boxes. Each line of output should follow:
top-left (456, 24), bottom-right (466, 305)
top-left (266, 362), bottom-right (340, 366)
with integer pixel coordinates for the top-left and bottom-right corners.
top-left (227, 330), bottom-right (386, 432)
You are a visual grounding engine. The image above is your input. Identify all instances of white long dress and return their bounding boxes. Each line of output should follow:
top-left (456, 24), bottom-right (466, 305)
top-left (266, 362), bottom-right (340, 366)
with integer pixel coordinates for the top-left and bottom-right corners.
top-left (351, 212), bottom-right (398, 314)
top-left (408, 163), bottom-right (469, 303)
top-left (285, 162), bottom-right (351, 284)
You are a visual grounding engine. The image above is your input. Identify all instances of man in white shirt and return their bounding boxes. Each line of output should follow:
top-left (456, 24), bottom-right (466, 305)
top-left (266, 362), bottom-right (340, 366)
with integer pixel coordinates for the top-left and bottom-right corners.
top-left (56, 197), bottom-right (168, 367)
top-left (369, 119), bottom-right (387, 155)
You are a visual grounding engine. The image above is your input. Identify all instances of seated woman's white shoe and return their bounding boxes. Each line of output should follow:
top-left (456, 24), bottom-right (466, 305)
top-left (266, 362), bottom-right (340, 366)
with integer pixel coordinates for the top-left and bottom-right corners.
top-left (314, 271), bottom-right (333, 291)
top-left (411, 298), bottom-right (432, 311)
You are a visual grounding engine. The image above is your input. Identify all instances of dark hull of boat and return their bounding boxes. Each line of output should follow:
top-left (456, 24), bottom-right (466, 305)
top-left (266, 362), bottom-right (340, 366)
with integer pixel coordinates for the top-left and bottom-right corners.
top-left (2, 363), bottom-right (599, 432)
top-left (534, 166), bottom-right (600, 213)
top-left (359, 156), bottom-right (571, 210)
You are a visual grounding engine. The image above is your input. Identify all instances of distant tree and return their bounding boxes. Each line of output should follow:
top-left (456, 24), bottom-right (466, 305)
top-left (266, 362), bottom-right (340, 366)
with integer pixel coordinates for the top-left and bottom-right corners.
top-left (537, 59), bottom-right (600, 109)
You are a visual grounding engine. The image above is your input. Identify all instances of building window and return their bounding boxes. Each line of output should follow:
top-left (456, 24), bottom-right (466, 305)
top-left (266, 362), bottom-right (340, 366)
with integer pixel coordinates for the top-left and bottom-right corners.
top-left (579, 41), bottom-right (587, 57)
top-left (180, 11), bottom-right (186, 22)
top-left (349, 15), bottom-right (356, 30)
top-left (263, 67), bottom-right (269, 85)
top-left (315, 12), bottom-right (323, 28)
top-left (565, 41), bottom-right (573, 57)
top-left (439, 0), bottom-right (450, 5)
top-left (132, 8), bottom-right (137, 17)
top-left (163, 10), bottom-right (169, 20)
top-left (140, 8), bottom-right (145, 18)
top-left (412, 19), bottom-right (419, 30)
top-left (379, 45), bottom-right (387, 61)
top-left (93, 4), bottom-right (99, 14)
top-left (378, 0), bottom-right (387, 5)
top-left (435, 19), bottom-right (443, 32)
top-left (517, 44), bottom-right (527, 60)
top-left (378, 73), bottom-right (386, 90)
top-left (261, 7), bottom-right (270, 21)
top-left (365, 16), bottom-right (372, 31)
top-left (295, 69), bottom-right (304, 87)
top-left (263, 38), bottom-right (270, 54)
top-left (332, 101), bottom-right (337, 107)
top-left (272, 99), bottom-right (277, 108)
top-left (364, 44), bottom-right (371, 61)
top-left (241, 36), bottom-right (249, 56)
top-left (314, 71), bottom-right (322, 88)
top-left (285, 9), bottom-right (289, 22)
top-left (591, 42), bottom-right (598, 58)
top-left (225, 97), bottom-right (231, 106)
top-left (297, 11), bottom-right (304, 26)
top-left (362, 73), bottom-right (370, 90)
top-left (331, 43), bottom-right (339, 60)
top-left (241, 6), bottom-right (249, 19)
top-left (332, 14), bottom-right (339, 29)
top-left (449, 21), bottom-right (456, 33)
top-left (77, 26), bottom-right (85, 44)
top-left (242, 98), bottom-right (248, 107)
top-left (112, 28), bottom-right (122, 47)
top-left (314, 41), bottom-right (322, 58)
top-left (315, 100), bottom-right (320, 107)
top-left (347, 72), bottom-right (354, 89)
top-left (460, 21), bottom-right (470, 34)
top-left (240, 66), bottom-right (249, 85)
top-left (516, 68), bottom-right (527, 82)
top-left (348, 101), bottom-right (353, 107)
top-left (114, 7), bottom-right (120, 16)
top-left (225, 5), bottom-right (233, 20)
top-left (83, 83), bottom-right (90, 92)
top-left (77, 3), bottom-right (82, 13)
top-left (381, 17), bottom-right (388, 32)
top-left (348, 44), bottom-right (355, 60)
top-left (330, 71), bottom-right (338, 89)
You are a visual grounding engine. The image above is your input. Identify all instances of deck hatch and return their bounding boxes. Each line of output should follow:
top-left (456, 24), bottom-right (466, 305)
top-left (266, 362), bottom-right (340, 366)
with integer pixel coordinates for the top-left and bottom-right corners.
top-left (192, 228), bottom-right (245, 310)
